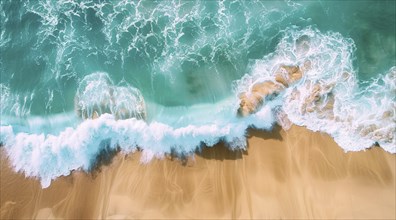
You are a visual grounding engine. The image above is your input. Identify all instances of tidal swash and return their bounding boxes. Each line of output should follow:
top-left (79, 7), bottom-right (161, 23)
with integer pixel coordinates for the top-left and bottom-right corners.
top-left (0, 0), bottom-right (395, 188)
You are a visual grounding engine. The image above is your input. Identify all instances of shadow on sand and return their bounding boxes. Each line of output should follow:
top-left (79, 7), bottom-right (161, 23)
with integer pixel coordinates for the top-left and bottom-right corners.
top-left (196, 125), bottom-right (283, 161)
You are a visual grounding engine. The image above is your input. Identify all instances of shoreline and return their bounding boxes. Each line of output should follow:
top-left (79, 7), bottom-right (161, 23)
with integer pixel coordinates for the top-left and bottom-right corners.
top-left (1, 125), bottom-right (395, 219)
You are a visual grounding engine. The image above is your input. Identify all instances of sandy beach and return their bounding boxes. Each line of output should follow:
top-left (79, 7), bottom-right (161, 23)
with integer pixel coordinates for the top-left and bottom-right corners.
top-left (1, 1), bottom-right (395, 219)
top-left (1, 125), bottom-right (395, 219)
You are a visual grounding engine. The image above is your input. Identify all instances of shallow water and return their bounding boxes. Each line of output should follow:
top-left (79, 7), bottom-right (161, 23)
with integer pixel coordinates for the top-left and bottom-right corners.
top-left (0, 0), bottom-right (395, 187)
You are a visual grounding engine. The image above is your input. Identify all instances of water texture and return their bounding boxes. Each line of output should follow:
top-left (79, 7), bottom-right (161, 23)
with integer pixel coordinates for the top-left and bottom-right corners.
top-left (0, 0), bottom-right (395, 187)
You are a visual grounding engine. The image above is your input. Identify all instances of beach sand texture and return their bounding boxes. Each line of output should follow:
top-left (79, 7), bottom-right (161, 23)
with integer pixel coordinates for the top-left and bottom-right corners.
top-left (1, 126), bottom-right (395, 219)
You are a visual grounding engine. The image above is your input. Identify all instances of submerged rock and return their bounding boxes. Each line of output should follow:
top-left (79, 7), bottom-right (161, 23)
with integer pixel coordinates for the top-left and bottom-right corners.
top-left (274, 65), bottom-right (304, 87)
top-left (75, 72), bottom-right (146, 120)
top-left (237, 64), bottom-right (305, 117)
top-left (237, 81), bottom-right (284, 117)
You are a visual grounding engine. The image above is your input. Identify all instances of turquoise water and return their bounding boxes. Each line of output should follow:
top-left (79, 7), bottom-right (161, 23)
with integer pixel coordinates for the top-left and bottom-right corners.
top-left (1, 0), bottom-right (394, 116)
top-left (0, 0), bottom-right (395, 187)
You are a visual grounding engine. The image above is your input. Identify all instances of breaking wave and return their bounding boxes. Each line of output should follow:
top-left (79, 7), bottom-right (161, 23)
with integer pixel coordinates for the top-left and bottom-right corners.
top-left (1, 0), bottom-right (395, 188)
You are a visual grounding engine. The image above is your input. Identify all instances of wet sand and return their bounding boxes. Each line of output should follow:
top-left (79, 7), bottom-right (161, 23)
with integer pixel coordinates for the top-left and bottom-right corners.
top-left (1, 126), bottom-right (395, 219)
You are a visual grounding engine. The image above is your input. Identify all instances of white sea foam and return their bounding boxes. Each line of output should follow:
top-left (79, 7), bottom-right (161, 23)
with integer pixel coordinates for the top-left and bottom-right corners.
top-left (0, 84), bottom-right (34, 117)
top-left (1, 27), bottom-right (394, 188)
top-left (1, 103), bottom-right (275, 188)
top-left (236, 27), bottom-right (395, 153)
top-left (75, 72), bottom-right (146, 120)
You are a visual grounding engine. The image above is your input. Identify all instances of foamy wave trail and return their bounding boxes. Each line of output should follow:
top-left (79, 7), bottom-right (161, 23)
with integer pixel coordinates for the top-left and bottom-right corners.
top-left (236, 27), bottom-right (395, 153)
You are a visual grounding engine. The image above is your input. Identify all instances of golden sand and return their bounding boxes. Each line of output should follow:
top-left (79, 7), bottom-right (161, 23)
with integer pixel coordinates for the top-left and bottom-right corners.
top-left (1, 126), bottom-right (395, 219)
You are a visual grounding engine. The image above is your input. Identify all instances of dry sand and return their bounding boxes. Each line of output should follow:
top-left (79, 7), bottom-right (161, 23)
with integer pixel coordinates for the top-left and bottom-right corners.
top-left (1, 126), bottom-right (395, 219)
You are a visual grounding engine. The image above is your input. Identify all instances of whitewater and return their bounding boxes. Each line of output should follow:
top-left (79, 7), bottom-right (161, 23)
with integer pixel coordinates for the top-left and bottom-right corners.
top-left (0, 0), bottom-right (395, 187)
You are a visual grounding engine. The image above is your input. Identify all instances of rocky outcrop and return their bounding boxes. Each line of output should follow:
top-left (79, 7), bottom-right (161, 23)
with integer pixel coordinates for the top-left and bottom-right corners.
top-left (237, 64), bottom-right (306, 117)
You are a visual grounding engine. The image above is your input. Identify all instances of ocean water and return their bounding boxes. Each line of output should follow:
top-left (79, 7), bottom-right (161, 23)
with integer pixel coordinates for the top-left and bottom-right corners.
top-left (0, 0), bottom-right (395, 187)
